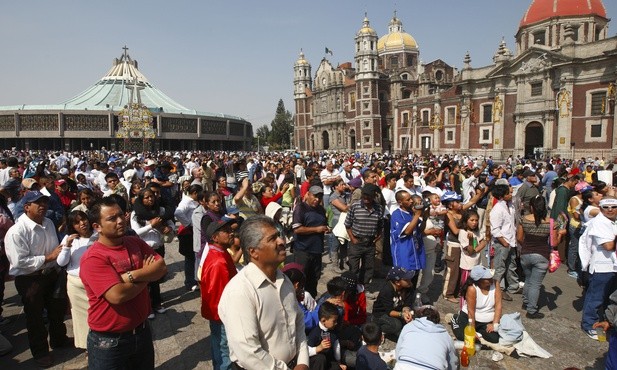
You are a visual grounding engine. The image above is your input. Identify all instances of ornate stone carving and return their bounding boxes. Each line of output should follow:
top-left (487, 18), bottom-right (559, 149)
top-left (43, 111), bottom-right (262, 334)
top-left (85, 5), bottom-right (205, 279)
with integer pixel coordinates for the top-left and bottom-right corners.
top-left (161, 117), bottom-right (196, 133)
top-left (65, 115), bottom-right (108, 131)
top-left (0, 115), bottom-right (14, 131)
top-left (20, 115), bottom-right (58, 131)
top-left (201, 120), bottom-right (226, 135)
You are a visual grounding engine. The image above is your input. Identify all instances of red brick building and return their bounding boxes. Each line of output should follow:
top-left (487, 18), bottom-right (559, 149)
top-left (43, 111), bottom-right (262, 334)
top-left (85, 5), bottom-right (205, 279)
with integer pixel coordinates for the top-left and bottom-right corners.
top-left (294, 0), bottom-right (617, 160)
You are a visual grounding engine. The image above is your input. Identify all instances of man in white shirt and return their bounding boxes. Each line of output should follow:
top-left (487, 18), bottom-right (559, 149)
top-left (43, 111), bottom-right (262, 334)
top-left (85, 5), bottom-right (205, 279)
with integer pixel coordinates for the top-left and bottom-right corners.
top-left (580, 197), bottom-right (617, 339)
top-left (489, 183), bottom-right (519, 301)
top-left (320, 160), bottom-right (341, 207)
top-left (4, 191), bottom-right (68, 367)
top-left (219, 216), bottom-right (309, 370)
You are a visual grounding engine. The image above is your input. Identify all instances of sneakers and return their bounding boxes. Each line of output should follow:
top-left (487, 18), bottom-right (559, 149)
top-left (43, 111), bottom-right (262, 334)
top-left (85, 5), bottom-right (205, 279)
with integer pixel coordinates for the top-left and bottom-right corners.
top-left (148, 313), bottom-right (156, 320)
top-left (525, 312), bottom-right (545, 319)
top-left (189, 285), bottom-right (199, 292)
top-left (567, 270), bottom-right (579, 279)
top-left (586, 329), bottom-right (598, 340)
top-left (501, 292), bottom-right (513, 301)
top-left (155, 306), bottom-right (168, 314)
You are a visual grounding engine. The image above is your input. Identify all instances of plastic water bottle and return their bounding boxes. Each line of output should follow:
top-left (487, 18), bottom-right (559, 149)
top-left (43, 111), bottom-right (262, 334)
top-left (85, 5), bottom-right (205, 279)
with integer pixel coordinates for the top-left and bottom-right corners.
top-left (414, 292), bottom-right (422, 309)
top-left (460, 346), bottom-right (469, 367)
top-left (464, 319), bottom-right (476, 356)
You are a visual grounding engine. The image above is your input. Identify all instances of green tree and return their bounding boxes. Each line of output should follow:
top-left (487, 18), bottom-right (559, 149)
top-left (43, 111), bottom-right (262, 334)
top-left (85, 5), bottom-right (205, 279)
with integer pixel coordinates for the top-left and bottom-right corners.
top-left (268, 99), bottom-right (294, 150)
top-left (255, 125), bottom-right (270, 142)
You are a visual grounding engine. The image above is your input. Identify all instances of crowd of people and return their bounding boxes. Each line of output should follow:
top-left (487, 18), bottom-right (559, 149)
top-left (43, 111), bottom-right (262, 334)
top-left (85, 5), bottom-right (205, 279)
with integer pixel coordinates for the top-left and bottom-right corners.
top-left (0, 148), bottom-right (616, 369)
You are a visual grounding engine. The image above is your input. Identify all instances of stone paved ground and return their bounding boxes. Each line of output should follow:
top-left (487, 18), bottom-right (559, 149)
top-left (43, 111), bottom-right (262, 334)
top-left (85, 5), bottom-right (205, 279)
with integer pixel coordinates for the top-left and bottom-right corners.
top-left (0, 239), bottom-right (609, 369)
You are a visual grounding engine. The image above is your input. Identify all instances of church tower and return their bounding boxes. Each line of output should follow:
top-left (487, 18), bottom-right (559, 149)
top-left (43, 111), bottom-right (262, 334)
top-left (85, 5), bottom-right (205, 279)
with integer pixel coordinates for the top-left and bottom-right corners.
top-left (293, 50), bottom-right (312, 150)
top-left (353, 14), bottom-right (383, 152)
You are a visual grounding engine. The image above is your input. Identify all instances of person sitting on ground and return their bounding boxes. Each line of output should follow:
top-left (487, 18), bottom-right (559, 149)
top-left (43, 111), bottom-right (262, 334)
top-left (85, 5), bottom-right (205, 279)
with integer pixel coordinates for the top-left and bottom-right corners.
top-left (394, 305), bottom-right (458, 370)
top-left (355, 322), bottom-right (388, 370)
top-left (307, 301), bottom-right (343, 370)
top-left (452, 265), bottom-right (502, 343)
top-left (283, 264), bottom-right (318, 333)
top-left (372, 266), bottom-right (415, 341)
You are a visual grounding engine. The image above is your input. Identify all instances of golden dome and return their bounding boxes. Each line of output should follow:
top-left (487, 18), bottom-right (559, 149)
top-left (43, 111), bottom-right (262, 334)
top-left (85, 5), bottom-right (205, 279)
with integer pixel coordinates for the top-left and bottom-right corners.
top-left (295, 50), bottom-right (309, 65)
top-left (378, 32), bottom-right (418, 52)
top-left (357, 16), bottom-right (377, 36)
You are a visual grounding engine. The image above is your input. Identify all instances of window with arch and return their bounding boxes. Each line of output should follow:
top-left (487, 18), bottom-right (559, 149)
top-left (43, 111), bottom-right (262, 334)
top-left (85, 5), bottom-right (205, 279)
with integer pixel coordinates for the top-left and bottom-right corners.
top-left (402, 90), bottom-right (411, 99)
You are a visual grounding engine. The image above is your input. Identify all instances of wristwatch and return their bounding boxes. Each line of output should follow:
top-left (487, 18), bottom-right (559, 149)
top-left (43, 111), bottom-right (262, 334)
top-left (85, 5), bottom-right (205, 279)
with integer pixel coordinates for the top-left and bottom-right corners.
top-left (126, 271), bottom-right (135, 283)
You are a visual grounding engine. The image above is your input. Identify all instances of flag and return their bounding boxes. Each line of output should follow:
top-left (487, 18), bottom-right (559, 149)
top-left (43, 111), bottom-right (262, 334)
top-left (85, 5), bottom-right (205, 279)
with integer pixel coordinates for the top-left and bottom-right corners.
top-left (325, 47), bottom-right (333, 56)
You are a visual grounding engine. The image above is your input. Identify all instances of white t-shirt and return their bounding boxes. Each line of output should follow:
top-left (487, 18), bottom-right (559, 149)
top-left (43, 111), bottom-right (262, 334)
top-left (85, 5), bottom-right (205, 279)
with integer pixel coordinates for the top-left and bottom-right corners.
top-left (320, 168), bottom-right (340, 196)
top-left (381, 187), bottom-right (398, 216)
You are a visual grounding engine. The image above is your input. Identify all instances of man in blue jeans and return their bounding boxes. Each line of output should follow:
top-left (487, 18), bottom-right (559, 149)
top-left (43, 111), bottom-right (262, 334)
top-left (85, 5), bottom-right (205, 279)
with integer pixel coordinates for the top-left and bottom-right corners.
top-left (580, 197), bottom-right (617, 340)
top-left (80, 197), bottom-right (167, 369)
top-left (489, 183), bottom-right (519, 301)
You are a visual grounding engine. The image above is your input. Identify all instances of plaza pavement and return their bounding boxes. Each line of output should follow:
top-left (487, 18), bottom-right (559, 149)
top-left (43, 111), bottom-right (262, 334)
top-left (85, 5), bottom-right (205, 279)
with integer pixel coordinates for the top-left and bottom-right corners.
top-left (0, 238), bottom-right (609, 369)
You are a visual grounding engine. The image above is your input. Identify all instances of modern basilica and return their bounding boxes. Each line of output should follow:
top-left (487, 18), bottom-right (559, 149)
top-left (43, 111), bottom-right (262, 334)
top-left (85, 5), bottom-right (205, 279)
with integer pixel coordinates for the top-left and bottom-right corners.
top-left (293, 0), bottom-right (617, 160)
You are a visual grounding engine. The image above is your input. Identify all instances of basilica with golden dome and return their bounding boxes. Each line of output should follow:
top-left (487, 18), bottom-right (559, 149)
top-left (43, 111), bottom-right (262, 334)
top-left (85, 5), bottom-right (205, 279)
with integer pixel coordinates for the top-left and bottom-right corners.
top-left (293, 0), bottom-right (617, 160)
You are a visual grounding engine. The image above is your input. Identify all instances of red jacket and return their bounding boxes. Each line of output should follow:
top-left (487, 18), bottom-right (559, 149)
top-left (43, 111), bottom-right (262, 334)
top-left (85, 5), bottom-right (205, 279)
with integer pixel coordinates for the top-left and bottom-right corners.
top-left (344, 289), bottom-right (367, 326)
top-left (200, 244), bottom-right (237, 322)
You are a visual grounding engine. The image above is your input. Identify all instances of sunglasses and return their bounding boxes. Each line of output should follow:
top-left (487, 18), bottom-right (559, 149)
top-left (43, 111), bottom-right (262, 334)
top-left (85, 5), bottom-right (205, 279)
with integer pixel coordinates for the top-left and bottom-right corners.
top-left (601, 206), bottom-right (617, 210)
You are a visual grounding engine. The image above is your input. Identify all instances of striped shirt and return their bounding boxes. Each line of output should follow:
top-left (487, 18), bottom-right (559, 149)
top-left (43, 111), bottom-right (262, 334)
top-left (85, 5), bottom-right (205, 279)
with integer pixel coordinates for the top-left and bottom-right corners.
top-left (345, 201), bottom-right (383, 239)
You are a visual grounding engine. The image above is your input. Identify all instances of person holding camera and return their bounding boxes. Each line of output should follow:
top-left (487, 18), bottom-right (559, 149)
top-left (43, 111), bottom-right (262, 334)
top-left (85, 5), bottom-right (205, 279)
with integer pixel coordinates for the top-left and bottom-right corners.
top-left (390, 190), bottom-right (426, 289)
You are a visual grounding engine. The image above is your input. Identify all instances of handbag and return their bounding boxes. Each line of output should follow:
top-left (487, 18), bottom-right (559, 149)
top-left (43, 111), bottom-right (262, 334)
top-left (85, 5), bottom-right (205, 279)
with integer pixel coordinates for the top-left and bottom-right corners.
top-left (548, 249), bottom-right (561, 273)
top-left (333, 212), bottom-right (350, 243)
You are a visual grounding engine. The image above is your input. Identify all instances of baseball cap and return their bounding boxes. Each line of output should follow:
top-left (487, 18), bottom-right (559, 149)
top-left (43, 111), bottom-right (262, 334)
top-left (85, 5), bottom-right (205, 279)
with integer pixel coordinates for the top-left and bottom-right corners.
top-left (470, 265), bottom-right (494, 281)
top-left (281, 262), bottom-right (305, 274)
top-left (145, 159), bottom-right (157, 167)
top-left (575, 181), bottom-right (592, 193)
top-left (361, 183), bottom-right (380, 196)
top-left (386, 266), bottom-right (415, 281)
top-left (308, 185), bottom-right (324, 195)
top-left (495, 178), bottom-right (510, 186)
top-left (205, 219), bottom-right (237, 241)
top-left (22, 178), bottom-right (38, 190)
top-left (54, 179), bottom-right (67, 186)
top-left (348, 177), bottom-right (362, 188)
top-left (22, 190), bottom-right (49, 204)
top-left (441, 190), bottom-right (461, 203)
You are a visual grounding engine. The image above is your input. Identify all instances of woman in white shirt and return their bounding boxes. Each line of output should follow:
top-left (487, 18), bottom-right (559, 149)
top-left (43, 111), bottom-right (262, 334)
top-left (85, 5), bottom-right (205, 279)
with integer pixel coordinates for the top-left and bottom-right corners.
top-left (452, 265), bottom-right (502, 344)
top-left (57, 210), bottom-right (96, 350)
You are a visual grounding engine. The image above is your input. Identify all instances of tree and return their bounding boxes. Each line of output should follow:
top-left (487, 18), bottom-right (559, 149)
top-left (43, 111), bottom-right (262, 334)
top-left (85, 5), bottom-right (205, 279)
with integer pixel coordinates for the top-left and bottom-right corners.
top-left (255, 125), bottom-right (270, 142)
top-left (268, 99), bottom-right (294, 150)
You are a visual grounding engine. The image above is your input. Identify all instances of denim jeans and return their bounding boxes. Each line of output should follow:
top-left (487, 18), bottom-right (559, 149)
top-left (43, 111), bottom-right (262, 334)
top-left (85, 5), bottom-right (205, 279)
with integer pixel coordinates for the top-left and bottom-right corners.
top-left (209, 321), bottom-right (232, 370)
top-left (87, 324), bottom-right (154, 370)
top-left (581, 272), bottom-right (617, 331)
top-left (567, 225), bottom-right (581, 273)
top-left (520, 253), bottom-right (548, 314)
top-left (418, 240), bottom-right (436, 297)
top-left (493, 243), bottom-right (519, 293)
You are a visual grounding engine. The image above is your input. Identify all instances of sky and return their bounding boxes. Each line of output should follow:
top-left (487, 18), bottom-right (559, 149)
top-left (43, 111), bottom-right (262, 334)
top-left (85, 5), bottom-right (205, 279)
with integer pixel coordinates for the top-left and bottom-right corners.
top-left (1, 1), bottom-right (615, 129)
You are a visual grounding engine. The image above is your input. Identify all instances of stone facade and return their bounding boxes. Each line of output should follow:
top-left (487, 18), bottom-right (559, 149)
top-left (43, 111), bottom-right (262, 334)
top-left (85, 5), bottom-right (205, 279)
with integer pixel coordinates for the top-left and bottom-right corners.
top-left (294, 3), bottom-right (617, 160)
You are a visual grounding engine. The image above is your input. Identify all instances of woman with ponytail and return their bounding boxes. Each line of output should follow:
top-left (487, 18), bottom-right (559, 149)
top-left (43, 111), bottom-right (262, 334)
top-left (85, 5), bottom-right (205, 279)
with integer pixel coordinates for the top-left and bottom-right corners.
top-left (516, 195), bottom-right (566, 319)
